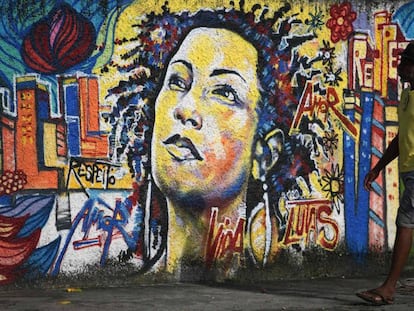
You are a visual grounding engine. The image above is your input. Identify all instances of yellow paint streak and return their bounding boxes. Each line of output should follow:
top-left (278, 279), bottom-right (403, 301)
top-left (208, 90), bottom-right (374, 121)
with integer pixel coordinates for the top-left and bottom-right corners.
top-left (249, 207), bottom-right (266, 263)
top-left (43, 123), bottom-right (66, 168)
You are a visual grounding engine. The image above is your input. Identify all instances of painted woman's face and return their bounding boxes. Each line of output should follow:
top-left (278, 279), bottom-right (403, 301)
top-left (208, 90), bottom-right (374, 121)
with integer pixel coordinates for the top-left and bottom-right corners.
top-left (151, 27), bottom-right (261, 208)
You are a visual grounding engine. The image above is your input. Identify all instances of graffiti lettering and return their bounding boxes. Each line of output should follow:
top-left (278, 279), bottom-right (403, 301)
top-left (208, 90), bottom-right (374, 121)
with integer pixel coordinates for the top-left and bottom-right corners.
top-left (205, 207), bottom-right (245, 267)
top-left (283, 199), bottom-right (339, 250)
top-left (52, 197), bottom-right (143, 275)
top-left (69, 158), bottom-right (117, 189)
top-left (291, 82), bottom-right (357, 137)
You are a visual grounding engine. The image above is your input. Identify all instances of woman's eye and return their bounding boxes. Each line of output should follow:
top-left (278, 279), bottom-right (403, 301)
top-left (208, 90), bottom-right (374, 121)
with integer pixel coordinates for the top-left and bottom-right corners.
top-left (212, 85), bottom-right (239, 105)
top-left (168, 75), bottom-right (187, 91)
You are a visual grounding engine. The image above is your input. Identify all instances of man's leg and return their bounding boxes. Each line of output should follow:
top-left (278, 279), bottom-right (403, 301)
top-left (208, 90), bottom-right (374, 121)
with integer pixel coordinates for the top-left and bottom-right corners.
top-left (358, 227), bottom-right (413, 300)
top-left (379, 226), bottom-right (413, 297)
top-left (356, 226), bottom-right (413, 304)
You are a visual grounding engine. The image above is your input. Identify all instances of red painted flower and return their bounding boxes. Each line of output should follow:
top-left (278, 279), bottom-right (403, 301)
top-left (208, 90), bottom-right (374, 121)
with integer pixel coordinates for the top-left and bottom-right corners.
top-left (326, 2), bottom-right (356, 43)
top-left (21, 4), bottom-right (96, 74)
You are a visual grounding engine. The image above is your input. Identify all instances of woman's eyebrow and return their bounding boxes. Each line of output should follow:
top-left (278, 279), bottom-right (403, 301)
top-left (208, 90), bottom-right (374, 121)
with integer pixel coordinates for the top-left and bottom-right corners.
top-left (171, 59), bottom-right (192, 72)
top-left (210, 69), bottom-right (246, 83)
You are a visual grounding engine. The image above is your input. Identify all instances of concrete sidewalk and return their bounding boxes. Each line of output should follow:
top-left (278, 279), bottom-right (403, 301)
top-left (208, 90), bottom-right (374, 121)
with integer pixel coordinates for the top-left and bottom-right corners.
top-left (1, 276), bottom-right (414, 310)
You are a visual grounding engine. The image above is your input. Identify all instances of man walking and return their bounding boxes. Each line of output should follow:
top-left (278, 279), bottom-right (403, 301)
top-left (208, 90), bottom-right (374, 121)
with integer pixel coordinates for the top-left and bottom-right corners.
top-left (357, 41), bottom-right (414, 305)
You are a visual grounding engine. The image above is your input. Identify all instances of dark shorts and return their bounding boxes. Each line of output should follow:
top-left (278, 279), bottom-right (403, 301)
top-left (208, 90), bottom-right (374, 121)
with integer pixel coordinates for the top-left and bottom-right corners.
top-left (397, 171), bottom-right (414, 228)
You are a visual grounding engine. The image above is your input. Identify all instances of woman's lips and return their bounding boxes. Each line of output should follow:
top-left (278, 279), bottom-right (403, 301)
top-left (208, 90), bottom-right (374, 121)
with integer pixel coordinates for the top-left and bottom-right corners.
top-left (163, 134), bottom-right (203, 161)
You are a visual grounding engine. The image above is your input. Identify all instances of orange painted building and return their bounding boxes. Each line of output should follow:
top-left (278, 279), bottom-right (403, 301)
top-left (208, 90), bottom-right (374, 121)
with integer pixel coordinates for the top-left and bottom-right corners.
top-left (78, 76), bottom-right (108, 158)
top-left (58, 75), bottom-right (108, 159)
top-left (0, 87), bottom-right (16, 172)
top-left (14, 75), bottom-right (59, 189)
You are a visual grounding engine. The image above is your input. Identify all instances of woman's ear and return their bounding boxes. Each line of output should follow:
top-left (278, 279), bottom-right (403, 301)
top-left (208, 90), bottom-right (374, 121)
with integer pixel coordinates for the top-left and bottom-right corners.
top-left (252, 129), bottom-right (284, 180)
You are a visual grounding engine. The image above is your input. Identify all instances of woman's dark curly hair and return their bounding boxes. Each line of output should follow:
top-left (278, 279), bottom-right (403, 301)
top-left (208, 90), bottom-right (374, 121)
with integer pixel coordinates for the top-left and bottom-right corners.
top-left (107, 0), bottom-right (314, 181)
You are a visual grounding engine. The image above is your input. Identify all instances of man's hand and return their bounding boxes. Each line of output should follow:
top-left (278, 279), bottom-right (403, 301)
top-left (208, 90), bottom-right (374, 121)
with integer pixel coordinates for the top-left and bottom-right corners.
top-left (364, 168), bottom-right (380, 192)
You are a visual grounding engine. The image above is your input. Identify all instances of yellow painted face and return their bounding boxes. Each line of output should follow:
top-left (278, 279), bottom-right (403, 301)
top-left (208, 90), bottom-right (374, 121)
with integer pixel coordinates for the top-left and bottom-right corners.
top-left (151, 27), bottom-right (261, 207)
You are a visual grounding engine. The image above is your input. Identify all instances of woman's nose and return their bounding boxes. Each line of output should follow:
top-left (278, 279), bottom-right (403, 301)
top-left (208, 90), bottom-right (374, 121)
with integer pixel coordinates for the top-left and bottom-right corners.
top-left (173, 107), bottom-right (202, 129)
top-left (173, 96), bottom-right (202, 130)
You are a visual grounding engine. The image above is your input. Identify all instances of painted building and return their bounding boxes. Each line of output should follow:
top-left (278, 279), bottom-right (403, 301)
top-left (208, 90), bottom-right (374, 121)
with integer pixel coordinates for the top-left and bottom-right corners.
top-left (1, 0), bottom-right (414, 285)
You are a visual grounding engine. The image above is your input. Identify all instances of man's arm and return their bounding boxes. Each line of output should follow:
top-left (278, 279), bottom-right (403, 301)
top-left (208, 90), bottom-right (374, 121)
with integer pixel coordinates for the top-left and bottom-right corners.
top-left (364, 133), bottom-right (399, 191)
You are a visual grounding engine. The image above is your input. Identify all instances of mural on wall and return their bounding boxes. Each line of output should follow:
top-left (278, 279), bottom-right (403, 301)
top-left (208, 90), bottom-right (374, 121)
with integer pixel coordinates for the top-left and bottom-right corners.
top-left (0, 0), bottom-right (412, 284)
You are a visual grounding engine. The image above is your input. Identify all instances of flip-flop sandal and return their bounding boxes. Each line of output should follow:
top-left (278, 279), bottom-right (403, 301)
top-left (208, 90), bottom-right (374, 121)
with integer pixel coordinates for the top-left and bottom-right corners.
top-left (356, 289), bottom-right (394, 306)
